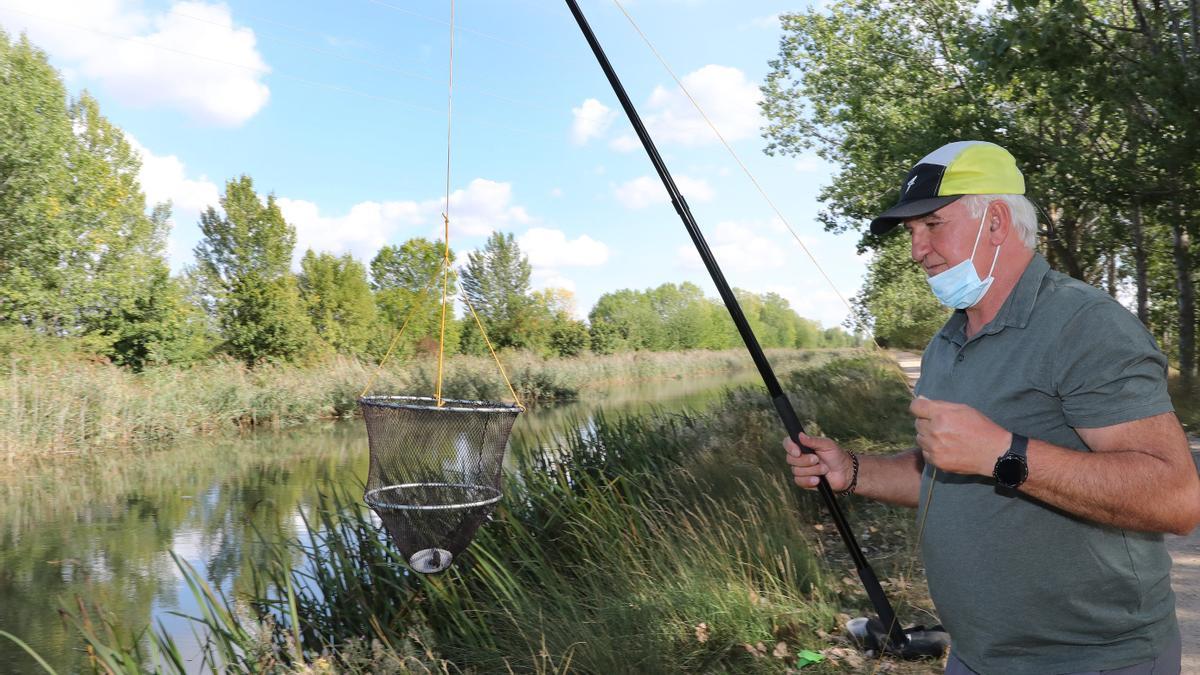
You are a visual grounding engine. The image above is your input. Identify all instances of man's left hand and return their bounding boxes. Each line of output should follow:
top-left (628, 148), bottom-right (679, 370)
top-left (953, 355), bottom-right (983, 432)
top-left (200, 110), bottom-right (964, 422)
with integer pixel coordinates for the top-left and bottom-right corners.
top-left (910, 396), bottom-right (1011, 476)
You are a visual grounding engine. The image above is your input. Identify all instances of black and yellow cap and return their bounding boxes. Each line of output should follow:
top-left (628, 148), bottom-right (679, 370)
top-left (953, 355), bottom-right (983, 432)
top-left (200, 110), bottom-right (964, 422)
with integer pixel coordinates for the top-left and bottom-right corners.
top-left (870, 141), bottom-right (1025, 234)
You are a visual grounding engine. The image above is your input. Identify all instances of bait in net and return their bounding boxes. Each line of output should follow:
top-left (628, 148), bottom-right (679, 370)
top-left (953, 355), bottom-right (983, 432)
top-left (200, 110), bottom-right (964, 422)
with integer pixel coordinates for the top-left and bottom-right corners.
top-left (360, 395), bottom-right (522, 573)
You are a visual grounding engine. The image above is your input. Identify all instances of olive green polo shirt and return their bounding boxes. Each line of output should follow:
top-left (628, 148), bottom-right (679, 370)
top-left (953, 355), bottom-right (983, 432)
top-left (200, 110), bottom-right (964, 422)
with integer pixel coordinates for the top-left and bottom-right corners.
top-left (915, 253), bottom-right (1177, 675)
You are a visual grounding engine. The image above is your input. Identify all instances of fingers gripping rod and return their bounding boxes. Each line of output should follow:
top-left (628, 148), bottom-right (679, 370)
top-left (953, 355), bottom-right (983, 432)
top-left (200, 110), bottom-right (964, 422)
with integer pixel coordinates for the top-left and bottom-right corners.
top-left (564, 0), bottom-right (908, 652)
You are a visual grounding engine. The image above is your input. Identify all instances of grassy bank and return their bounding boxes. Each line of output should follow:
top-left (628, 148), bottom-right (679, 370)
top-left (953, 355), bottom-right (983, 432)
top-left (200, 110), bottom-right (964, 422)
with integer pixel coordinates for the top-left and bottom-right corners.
top-left (0, 348), bottom-right (834, 461)
top-left (53, 353), bottom-right (939, 674)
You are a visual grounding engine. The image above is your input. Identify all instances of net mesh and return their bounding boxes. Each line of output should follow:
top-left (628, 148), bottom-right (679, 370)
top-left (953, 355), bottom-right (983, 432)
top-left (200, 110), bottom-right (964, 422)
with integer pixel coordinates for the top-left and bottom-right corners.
top-left (359, 396), bottom-right (521, 573)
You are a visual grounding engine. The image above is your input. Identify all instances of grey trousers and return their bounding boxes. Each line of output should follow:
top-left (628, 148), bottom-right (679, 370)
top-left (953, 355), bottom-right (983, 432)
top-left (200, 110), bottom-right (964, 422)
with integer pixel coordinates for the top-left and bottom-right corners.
top-left (943, 629), bottom-right (1182, 675)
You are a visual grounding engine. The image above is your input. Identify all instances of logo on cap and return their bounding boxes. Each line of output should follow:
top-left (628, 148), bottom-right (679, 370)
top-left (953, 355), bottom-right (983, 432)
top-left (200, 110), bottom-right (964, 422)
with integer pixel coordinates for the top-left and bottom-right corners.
top-left (905, 176), bottom-right (918, 193)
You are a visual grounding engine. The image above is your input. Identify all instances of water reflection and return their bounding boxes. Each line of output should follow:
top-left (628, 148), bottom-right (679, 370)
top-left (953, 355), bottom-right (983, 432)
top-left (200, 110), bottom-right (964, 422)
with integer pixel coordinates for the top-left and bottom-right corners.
top-left (0, 372), bottom-right (760, 672)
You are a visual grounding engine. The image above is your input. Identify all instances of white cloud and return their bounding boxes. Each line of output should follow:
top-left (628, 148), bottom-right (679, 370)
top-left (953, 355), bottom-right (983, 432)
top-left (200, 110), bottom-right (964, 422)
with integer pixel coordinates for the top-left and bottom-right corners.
top-left (0, 0), bottom-right (270, 126)
top-left (126, 134), bottom-right (221, 269)
top-left (127, 134), bottom-right (221, 215)
top-left (613, 174), bottom-right (714, 210)
top-left (550, 187), bottom-right (563, 198)
top-left (531, 270), bottom-right (577, 294)
top-left (518, 228), bottom-right (609, 267)
top-left (643, 65), bottom-right (762, 146)
top-left (279, 198), bottom-right (425, 265)
top-left (278, 178), bottom-right (531, 265)
top-left (571, 98), bottom-right (616, 145)
top-left (441, 179), bottom-right (532, 237)
top-left (675, 220), bottom-right (787, 274)
top-left (763, 284), bottom-right (849, 328)
top-left (609, 135), bottom-right (640, 153)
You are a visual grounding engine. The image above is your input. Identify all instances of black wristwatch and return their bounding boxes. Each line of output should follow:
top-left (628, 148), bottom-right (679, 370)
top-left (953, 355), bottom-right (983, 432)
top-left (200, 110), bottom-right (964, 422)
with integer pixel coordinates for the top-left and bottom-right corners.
top-left (992, 433), bottom-right (1029, 489)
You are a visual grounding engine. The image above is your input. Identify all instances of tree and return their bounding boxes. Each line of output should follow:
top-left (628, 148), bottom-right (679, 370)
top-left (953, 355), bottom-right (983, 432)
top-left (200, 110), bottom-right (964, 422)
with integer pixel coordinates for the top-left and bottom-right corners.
top-left (90, 204), bottom-right (215, 369)
top-left (460, 232), bottom-right (534, 350)
top-left (851, 236), bottom-right (950, 348)
top-left (760, 0), bottom-right (1200, 383)
top-left (0, 34), bottom-right (176, 359)
top-left (370, 238), bottom-right (458, 357)
top-left (0, 32), bottom-right (75, 332)
top-left (194, 176), bottom-right (318, 365)
top-left (529, 288), bottom-right (590, 357)
top-left (299, 251), bottom-right (376, 357)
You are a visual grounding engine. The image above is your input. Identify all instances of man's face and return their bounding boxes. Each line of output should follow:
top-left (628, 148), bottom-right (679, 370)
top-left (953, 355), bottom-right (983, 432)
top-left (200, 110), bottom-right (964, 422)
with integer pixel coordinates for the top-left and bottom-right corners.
top-left (903, 200), bottom-right (987, 278)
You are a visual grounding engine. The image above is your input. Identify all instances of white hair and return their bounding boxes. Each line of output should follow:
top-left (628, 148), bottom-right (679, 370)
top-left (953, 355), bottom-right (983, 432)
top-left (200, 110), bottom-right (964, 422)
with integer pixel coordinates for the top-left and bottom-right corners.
top-left (962, 194), bottom-right (1037, 248)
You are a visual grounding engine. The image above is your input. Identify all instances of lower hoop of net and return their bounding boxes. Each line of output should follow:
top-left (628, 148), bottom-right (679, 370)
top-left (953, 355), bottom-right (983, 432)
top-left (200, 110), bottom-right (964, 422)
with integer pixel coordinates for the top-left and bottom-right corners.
top-left (365, 482), bottom-right (502, 573)
top-left (364, 483), bottom-right (502, 511)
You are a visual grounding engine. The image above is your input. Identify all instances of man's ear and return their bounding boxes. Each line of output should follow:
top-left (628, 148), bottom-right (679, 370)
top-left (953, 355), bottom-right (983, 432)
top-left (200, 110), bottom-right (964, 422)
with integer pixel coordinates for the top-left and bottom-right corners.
top-left (989, 201), bottom-right (1013, 245)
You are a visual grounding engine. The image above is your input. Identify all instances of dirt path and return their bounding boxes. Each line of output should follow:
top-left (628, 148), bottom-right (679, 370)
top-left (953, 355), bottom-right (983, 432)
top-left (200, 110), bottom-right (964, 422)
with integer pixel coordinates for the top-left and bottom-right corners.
top-left (887, 350), bottom-right (1200, 668)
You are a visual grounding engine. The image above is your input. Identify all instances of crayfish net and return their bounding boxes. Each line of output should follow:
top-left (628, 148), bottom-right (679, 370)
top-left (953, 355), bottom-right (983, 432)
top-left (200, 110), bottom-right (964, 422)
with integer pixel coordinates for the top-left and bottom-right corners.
top-left (360, 395), bottom-right (522, 573)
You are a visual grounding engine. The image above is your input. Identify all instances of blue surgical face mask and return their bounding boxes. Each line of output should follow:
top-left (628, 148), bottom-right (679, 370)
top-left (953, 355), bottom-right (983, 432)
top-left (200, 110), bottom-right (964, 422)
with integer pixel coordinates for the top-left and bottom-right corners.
top-left (925, 209), bottom-right (1000, 309)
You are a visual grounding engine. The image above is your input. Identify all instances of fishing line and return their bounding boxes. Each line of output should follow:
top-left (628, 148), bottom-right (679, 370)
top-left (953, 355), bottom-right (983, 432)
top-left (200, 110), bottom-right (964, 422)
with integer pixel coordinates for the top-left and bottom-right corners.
top-left (607, 1), bottom-right (944, 664)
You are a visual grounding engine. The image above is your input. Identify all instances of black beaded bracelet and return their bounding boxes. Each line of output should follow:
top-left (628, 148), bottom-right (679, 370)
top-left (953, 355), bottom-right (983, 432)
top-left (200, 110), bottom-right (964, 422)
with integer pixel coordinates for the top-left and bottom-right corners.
top-left (837, 450), bottom-right (859, 497)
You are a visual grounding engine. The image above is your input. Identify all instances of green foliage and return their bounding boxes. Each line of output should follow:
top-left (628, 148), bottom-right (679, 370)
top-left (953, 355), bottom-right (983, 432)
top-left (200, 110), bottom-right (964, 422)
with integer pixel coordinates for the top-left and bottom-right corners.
top-left (194, 176), bottom-right (319, 365)
top-left (548, 317), bottom-right (590, 357)
top-left (851, 236), bottom-right (949, 349)
top-left (460, 232), bottom-right (534, 350)
top-left (0, 32), bottom-right (76, 332)
top-left (299, 250), bottom-right (376, 357)
top-left (783, 353), bottom-right (915, 445)
top-left (0, 34), bottom-right (195, 364)
top-left (760, 0), bottom-right (1200, 379)
top-left (589, 283), bottom-right (842, 353)
top-left (370, 239), bottom-right (459, 359)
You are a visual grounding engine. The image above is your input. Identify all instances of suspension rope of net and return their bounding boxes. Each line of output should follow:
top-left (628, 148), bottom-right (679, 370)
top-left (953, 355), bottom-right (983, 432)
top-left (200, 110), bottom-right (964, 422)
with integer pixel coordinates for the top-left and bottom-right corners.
top-left (361, 0), bottom-right (522, 410)
top-left (360, 269), bottom-right (442, 398)
top-left (610, 1), bottom-right (939, 662)
top-left (436, 0), bottom-right (455, 406)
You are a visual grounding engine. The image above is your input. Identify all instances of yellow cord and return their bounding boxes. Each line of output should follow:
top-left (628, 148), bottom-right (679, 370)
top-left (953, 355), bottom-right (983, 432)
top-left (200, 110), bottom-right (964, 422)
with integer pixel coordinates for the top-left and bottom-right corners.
top-left (462, 294), bottom-right (524, 410)
top-left (436, 215), bottom-right (452, 405)
top-left (434, 0), bottom-right (455, 406)
top-left (360, 268), bottom-right (443, 398)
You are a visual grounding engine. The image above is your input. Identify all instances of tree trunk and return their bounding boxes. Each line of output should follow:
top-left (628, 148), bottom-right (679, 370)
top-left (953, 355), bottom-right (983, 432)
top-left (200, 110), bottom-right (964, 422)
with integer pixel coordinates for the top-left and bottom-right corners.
top-left (1131, 199), bottom-right (1150, 325)
top-left (1172, 216), bottom-right (1196, 388)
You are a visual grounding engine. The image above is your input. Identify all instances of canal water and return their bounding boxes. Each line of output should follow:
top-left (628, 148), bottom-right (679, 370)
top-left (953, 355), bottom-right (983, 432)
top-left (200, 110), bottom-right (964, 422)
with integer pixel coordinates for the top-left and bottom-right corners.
top-left (0, 371), bottom-right (764, 673)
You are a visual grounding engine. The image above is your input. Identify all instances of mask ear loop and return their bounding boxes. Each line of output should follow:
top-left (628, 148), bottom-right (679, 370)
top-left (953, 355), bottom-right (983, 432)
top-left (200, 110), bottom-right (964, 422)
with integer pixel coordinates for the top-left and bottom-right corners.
top-left (968, 203), bottom-right (1002, 279)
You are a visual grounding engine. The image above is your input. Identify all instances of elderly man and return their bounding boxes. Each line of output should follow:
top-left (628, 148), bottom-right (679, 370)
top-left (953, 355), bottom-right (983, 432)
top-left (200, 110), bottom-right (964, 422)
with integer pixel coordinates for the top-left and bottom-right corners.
top-left (785, 141), bottom-right (1200, 674)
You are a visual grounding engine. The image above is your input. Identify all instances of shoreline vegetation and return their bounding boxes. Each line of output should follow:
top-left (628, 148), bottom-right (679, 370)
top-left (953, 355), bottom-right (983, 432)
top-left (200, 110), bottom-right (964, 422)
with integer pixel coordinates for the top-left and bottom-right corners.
top-left (1, 344), bottom-right (842, 462)
top-left (39, 351), bottom-right (939, 674)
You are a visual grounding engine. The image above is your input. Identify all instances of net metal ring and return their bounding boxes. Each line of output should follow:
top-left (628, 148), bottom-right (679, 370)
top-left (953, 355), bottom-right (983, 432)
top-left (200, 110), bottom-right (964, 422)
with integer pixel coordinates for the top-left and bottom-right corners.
top-left (364, 482), bottom-right (502, 511)
top-left (359, 395), bottom-right (524, 414)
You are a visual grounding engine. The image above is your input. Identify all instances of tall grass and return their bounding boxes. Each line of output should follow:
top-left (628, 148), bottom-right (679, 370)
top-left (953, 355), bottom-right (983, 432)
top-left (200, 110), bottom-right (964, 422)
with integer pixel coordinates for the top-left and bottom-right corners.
top-left (1, 348), bottom-right (831, 461)
top-left (52, 352), bottom-right (922, 673)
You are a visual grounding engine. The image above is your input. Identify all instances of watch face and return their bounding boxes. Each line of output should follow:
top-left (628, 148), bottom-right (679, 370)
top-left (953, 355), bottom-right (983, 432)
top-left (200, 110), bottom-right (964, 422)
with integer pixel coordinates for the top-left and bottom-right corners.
top-left (994, 455), bottom-right (1028, 487)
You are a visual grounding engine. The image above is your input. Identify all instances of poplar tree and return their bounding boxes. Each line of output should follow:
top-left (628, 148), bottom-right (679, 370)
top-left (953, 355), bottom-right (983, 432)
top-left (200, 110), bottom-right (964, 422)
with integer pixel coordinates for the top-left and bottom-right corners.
top-left (370, 238), bottom-right (459, 356)
top-left (460, 232), bottom-right (533, 350)
top-left (298, 250), bottom-right (376, 357)
top-left (194, 176), bottom-right (317, 365)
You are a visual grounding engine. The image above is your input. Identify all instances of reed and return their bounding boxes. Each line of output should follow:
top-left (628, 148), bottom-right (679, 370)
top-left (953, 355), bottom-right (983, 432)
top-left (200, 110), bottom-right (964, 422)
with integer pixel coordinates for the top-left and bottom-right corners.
top-left (51, 352), bottom-right (917, 673)
top-left (0, 348), bottom-right (832, 462)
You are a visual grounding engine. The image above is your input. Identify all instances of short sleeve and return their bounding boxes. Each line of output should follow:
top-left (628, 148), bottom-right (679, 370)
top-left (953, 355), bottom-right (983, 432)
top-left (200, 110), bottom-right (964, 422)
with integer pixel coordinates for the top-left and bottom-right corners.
top-left (1054, 298), bottom-right (1174, 428)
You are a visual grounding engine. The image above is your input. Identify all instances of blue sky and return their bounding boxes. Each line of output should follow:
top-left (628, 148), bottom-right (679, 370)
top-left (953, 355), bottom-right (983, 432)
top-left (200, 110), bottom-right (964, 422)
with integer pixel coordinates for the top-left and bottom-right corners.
top-left (0, 0), bottom-right (868, 327)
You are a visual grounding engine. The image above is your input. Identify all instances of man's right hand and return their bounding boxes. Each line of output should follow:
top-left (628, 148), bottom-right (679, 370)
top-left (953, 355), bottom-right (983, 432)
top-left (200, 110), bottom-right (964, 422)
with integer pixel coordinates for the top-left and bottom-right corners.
top-left (783, 432), bottom-right (854, 492)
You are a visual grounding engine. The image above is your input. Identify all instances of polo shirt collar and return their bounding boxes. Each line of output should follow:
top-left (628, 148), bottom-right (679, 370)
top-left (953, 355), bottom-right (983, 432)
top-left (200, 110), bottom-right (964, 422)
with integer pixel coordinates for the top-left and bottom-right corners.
top-left (935, 253), bottom-right (1051, 346)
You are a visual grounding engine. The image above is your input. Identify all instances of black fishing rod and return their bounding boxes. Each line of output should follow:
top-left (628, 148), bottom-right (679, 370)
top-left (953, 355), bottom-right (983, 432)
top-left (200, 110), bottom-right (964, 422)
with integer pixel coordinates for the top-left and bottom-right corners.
top-left (564, 0), bottom-right (945, 658)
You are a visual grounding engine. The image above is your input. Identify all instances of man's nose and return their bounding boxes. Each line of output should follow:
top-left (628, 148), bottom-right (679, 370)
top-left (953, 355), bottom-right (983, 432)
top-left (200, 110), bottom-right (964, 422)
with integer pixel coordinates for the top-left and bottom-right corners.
top-left (910, 228), bottom-right (930, 262)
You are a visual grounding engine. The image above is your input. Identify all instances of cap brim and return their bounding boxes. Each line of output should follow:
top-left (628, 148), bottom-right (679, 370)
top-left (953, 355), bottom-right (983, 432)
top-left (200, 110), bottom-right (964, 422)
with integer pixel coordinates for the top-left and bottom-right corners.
top-left (869, 195), bottom-right (962, 234)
